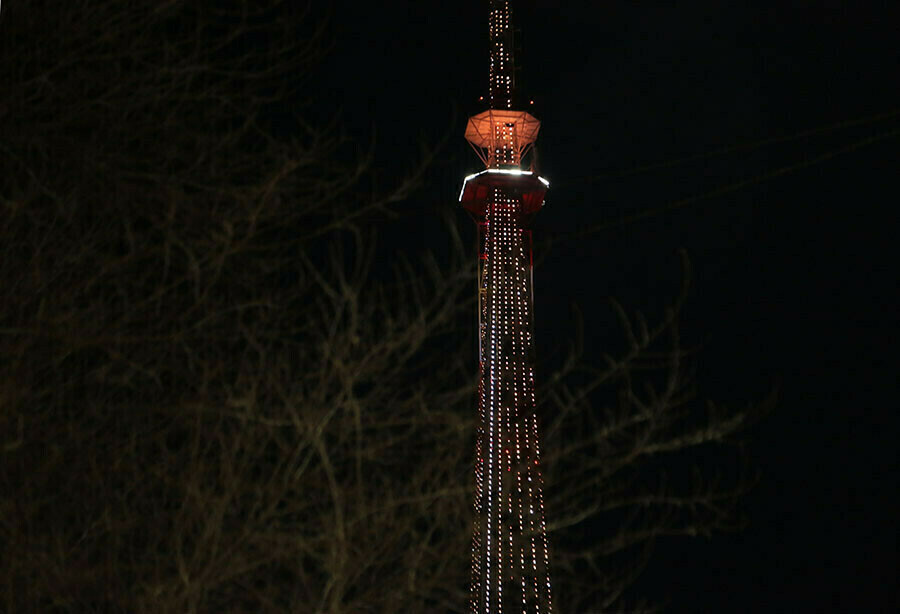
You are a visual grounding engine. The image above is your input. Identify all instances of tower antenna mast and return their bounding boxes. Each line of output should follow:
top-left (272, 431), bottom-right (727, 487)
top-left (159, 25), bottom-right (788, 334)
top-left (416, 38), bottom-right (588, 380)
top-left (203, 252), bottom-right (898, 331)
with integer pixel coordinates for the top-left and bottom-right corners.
top-left (459, 2), bottom-right (554, 612)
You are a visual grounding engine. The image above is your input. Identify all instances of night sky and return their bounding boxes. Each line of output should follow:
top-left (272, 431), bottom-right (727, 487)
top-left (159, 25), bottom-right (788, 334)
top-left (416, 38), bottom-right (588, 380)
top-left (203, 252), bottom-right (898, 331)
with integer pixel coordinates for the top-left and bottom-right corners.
top-left (312, 1), bottom-right (897, 611)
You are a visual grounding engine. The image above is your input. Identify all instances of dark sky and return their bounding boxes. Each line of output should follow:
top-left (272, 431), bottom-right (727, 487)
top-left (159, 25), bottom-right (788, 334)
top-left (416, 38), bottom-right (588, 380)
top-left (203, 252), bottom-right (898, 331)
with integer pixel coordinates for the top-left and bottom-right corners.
top-left (314, 1), bottom-right (897, 611)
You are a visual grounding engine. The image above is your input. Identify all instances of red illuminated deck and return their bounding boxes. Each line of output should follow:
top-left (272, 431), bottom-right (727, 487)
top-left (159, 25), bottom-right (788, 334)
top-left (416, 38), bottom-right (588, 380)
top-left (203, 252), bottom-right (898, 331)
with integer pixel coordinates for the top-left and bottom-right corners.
top-left (459, 169), bottom-right (549, 222)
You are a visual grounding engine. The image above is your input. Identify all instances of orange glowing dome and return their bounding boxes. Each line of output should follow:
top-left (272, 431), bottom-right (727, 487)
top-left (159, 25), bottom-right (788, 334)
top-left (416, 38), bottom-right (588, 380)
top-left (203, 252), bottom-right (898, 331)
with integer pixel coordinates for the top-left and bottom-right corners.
top-left (464, 109), bottom-right (542, 148)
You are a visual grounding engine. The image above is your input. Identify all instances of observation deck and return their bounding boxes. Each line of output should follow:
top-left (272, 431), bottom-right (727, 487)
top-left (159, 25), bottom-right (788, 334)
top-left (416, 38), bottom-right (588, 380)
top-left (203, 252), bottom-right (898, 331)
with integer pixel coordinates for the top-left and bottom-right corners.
top-left (458, 168), bottom-right (549, 224)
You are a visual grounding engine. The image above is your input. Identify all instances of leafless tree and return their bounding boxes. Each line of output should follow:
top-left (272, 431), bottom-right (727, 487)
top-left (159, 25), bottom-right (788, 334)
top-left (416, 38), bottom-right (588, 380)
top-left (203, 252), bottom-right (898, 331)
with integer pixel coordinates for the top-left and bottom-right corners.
top-left (0, 1), bottom-right (772, 612)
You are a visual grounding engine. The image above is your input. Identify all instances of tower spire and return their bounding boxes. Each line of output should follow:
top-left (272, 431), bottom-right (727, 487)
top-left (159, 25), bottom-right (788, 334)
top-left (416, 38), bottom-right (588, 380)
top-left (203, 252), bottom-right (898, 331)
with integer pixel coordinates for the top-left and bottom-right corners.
top-left (459, 2), bottom-right (554, 612)
top-left (488, 0), bottom-right (516, 110)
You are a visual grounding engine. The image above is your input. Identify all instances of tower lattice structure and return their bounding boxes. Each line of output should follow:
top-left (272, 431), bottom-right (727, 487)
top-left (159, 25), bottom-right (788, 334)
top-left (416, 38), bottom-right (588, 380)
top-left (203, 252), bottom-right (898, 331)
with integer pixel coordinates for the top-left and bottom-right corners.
top-left (459, 2), bottom-right (552, 612)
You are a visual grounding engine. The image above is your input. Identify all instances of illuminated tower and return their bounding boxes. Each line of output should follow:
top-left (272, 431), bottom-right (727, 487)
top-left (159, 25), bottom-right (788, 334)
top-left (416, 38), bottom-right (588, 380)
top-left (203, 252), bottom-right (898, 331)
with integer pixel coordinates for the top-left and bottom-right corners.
top-left (459, 1), bottom-right (553, 612)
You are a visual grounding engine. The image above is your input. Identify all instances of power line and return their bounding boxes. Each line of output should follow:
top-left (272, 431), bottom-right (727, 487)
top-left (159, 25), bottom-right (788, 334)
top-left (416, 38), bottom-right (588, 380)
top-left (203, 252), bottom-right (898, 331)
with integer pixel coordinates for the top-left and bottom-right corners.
top-left (561, 108), bottom-right (900, 186)
top-left (550, 126), bottom-right (900, 240)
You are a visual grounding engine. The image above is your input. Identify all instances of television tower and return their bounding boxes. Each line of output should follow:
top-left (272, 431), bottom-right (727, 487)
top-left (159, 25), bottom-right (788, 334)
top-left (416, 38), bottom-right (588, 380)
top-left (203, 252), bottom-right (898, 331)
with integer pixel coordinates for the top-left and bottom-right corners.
top-left (459, 1), bottom-right (553, 611)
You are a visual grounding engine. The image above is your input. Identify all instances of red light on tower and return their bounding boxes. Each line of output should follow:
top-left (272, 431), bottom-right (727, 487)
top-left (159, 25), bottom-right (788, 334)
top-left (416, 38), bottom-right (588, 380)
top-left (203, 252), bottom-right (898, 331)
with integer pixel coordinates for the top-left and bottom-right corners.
top-left (461, 2), bottom-right (553, 612)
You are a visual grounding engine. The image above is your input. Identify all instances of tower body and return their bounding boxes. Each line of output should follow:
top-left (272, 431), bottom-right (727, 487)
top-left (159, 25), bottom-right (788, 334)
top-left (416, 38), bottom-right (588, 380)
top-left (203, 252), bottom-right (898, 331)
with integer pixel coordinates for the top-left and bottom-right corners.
top-left (460, 2), bottom-right (553, 612)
